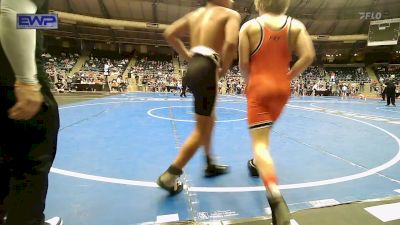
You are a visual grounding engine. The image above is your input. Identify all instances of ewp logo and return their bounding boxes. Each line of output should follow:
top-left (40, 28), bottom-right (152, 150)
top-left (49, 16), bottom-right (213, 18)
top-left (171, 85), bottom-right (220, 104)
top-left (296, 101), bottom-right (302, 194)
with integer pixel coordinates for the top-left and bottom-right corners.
top-left (17, 14), bottom-right (58, 29)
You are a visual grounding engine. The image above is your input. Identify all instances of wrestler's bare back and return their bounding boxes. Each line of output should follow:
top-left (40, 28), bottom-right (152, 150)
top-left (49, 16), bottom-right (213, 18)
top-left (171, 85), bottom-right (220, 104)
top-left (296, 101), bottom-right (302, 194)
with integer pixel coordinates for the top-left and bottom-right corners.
top-left (187, 6), bottom-right (238, 55)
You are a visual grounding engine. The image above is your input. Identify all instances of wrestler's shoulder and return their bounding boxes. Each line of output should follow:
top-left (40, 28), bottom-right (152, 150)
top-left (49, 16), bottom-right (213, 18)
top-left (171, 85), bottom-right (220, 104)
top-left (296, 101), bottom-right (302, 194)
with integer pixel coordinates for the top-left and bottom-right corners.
top-left (211, 6), bottom-right (240, 18)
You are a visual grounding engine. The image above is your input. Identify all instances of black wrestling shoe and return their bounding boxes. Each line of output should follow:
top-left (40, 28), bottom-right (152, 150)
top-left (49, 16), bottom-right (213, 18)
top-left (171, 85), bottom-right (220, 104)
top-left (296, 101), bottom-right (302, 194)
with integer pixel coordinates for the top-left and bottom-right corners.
top-left (156, 176), bottom-right (183, 195)
top-left (204, 164), bottom-right (229, 177)
top-left (0, 215), bottom-right (5, 225)
top-left (247, 159), bottom-right (259, 177)
top-left (267, 196), bottom-right (291, 225)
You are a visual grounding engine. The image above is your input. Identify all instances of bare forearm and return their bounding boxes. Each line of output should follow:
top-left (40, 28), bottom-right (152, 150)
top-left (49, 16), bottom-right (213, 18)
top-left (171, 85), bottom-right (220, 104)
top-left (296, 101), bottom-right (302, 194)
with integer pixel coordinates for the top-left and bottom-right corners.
top-left (166, 36), bottom-right (191, 61)
top-left (220, 43), bottom-right (236, 78)
top-left (288, 56), bottom-right (314, 80)
top-left (239, 63), bottom-right (249, 82)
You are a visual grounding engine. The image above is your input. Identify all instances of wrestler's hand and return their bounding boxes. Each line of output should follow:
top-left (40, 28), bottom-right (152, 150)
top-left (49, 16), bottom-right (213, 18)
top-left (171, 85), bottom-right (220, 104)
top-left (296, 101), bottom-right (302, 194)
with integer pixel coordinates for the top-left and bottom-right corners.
top-left (244, 79), bottom-right (248, 94)
top-left (187, 52), bottom-right (194, 61)
top-left (8, 81), bottom-right (43, 120)
top-left (287, 71), bottom-right (293, 80)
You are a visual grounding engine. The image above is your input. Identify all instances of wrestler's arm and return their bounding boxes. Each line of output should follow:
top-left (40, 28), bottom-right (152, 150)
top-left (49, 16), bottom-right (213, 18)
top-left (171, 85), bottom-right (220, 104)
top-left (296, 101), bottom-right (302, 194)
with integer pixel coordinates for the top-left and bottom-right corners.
top-left (288, 19), bottom-right (315, 80)
top-left (238, 21), bottom-right (252, 82)
top-left (164, 12), bottom-right (192, 61)
top-left (219, 10), bottom-right (241, 78)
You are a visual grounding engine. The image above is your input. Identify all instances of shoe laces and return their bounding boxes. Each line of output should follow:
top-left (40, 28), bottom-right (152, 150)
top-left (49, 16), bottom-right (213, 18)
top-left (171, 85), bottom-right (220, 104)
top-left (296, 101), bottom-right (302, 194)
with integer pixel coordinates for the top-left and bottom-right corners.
top-left (174, 181), bottom-right (182, 191)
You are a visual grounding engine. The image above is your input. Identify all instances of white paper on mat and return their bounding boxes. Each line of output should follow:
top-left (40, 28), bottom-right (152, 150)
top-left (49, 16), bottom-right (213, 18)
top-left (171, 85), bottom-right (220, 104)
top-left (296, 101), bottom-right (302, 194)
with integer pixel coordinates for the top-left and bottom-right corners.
top-left (156, 213), bottom-right (179, 223)
top-left (365, 202), bottom-right (400, 222)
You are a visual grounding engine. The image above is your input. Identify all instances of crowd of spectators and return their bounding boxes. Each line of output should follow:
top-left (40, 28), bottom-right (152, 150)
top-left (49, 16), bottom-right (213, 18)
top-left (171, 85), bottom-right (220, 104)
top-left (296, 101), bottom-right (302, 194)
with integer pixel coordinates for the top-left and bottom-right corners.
top-left (291, 66), bottom-right (370, 97)
top-left (325, 67), bottom-right (369, 82)
top-left (41, 51), bottom-right (79, 86)
top-left (82, 56), bottom-right (129, 76)
top-left (43, 51), bottom-right (130, 92)
top-left (300, 66), bottom-right (326, 81)
top-left (374, 64), bottom-right (400, 80)
top-left (222, 65), bottom-right (245, 95)
top-left (40, 49), bottom-right (383, 97)
top-left (129, 56), bottom-right (177, 92)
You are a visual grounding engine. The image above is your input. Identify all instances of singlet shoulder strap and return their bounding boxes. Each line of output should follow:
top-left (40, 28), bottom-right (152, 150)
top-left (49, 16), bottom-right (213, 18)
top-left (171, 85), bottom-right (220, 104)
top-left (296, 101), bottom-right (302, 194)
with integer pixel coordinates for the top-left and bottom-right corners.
top-left (288, 16), bottom-right (294, 48)
top-left (279, 16), bottom-right (290, 30)
top-left (258, 15), bottom-right (290, 32)
top-left (250, 18), bottom-right (264, 57)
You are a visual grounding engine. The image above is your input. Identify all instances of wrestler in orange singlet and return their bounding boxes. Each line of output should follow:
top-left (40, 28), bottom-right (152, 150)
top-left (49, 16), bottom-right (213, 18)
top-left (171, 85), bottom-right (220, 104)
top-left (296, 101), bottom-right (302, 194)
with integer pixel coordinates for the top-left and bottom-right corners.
top-left (239, 0), bottom-right (315, 224)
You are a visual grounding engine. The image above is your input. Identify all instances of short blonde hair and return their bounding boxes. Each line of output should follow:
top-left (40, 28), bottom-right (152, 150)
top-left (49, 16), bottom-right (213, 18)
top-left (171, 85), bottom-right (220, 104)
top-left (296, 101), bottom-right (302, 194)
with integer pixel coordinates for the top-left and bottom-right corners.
top-left (254, 0), bottom-right (290, 14)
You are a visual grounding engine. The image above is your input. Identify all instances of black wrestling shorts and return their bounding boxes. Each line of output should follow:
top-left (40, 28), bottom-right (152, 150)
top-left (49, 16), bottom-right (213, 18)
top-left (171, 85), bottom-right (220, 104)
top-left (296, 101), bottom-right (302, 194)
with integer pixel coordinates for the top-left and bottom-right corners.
top-left (186, 54), bottom-right (218, 116)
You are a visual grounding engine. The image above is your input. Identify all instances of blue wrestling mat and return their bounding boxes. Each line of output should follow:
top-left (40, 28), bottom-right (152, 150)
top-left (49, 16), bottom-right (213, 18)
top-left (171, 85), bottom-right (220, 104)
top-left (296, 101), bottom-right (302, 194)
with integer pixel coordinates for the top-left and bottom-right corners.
top-left (44, 93), bottom-right (400, 225)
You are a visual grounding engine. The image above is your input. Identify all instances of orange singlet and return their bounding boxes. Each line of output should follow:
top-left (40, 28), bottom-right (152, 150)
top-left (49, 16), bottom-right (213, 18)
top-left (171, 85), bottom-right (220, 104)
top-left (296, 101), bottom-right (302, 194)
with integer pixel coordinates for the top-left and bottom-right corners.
top-left (247, 16), bottom-right (293, 129)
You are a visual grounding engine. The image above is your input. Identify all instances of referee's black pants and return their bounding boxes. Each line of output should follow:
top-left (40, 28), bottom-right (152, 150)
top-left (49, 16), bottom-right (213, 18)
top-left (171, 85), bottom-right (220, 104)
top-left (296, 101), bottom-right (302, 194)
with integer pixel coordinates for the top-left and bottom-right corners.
top-left (387, 89), bottom-right (396, 106)
top-left (0, 85), bottom-right (59, 225)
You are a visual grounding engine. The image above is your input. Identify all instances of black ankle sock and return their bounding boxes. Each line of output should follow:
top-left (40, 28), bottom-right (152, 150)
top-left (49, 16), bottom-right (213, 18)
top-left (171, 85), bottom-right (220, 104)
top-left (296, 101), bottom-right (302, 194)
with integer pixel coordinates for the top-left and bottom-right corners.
top-left (206, 155), bottom-right (213, 166)
top-left (167, 165), bottom-right (183, 175)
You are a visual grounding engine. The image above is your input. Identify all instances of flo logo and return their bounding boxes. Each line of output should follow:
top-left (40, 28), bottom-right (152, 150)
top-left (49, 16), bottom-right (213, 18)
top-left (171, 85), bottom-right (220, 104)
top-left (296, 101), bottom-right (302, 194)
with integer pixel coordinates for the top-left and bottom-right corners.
top-left (359, 12), bottom-right (382, 20)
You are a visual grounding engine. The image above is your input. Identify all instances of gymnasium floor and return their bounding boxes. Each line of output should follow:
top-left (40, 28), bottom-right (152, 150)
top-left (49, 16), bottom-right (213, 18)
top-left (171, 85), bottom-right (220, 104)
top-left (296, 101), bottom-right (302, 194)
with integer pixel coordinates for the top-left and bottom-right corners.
top-left (45, 93), bottom-right (400, 225)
